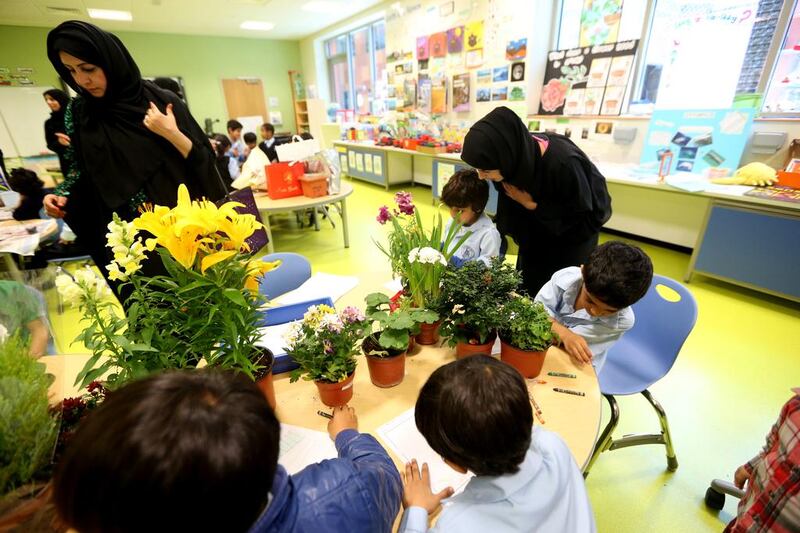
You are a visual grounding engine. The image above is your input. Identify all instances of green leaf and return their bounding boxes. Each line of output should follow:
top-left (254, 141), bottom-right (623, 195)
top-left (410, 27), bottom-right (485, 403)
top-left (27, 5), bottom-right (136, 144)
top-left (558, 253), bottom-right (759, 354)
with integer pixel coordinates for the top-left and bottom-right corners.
top-left (223, 288), bottom-right (247, 307)
top-left (366, 292), bottom-right (391, 306)
top-left (386, 312), bottom-right (415, 329)
top-left (379, 328), bottom-right (409, 350)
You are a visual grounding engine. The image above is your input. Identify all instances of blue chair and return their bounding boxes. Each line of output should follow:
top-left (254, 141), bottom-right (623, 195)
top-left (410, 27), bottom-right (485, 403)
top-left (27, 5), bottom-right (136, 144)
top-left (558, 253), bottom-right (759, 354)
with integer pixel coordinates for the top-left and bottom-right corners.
top-left (258, 252), bottom-right (312, 300)
top-left (583, 274), bottom-right (698, 476)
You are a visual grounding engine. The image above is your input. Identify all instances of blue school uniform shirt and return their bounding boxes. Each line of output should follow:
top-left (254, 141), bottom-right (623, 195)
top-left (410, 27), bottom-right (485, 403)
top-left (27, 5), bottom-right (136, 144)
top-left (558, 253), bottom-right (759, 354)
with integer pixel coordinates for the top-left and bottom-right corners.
top-left (398, 427), bottom-right (596, 533)
top-left (534, 266), bottom-right (634, 373)
top-left (444, 213), bottom-right (501, 267)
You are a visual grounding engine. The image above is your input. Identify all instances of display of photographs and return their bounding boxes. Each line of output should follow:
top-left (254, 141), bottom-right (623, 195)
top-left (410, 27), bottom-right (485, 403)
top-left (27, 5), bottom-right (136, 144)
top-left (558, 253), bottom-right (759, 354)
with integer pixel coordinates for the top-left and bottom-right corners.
top-left (447, 26), bottom-right (464, 54)
top-left (476, 87), bottom-right (491, 102)
top-left (430, 32), bottom-right (447, 57)
top-left (510, 61), bottom-right (525, 82)
top-left (509, 85), bottom-right (526, 101)
top-left (703, 150), bottom-right (726, 166)
top-left (679, 147), bottom-right (698, 159)
top-left (564, 88), bottom-right (585, 116)
top-left (587, 57), bottom-right (612, 88)
top-left (671, 132), bottom-right (691, 146)
top-left (582, 127), bottom-right (589, 139)
top-left (505, 38), bottom-right (527, 60)
top-left (676, 160), bottom-right (694, 172)
top-left (595, 121), bottom-right (613, 134)
top-left (601, 86), bottom-right (625, 115)
top-left (691, 132), bottom-right (713, 146)
top-left (491, 86), bottom-right (508, 101)
top-left (452, 73), bottom-right (470, 112)
top-left (492, 66), bottom-right (509, 82)
top-left (416, 36), bottom-right (429, 60)
top-left (528, 120), bottom-right (541, 131)
top-left (607, 55), bottom-right (634, 87)
top-left (583, 88), bottom-right (604, 115)
top-left (476, 69), bottom-right (491, 84)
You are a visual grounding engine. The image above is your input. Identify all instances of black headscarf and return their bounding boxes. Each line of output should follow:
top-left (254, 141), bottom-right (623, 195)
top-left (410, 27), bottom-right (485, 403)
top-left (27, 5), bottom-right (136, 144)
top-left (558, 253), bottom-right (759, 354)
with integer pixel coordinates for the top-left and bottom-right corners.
top-left (46, 21), bottom-right (221, 208)
top-left (43, 88), bottom-right (70, 117)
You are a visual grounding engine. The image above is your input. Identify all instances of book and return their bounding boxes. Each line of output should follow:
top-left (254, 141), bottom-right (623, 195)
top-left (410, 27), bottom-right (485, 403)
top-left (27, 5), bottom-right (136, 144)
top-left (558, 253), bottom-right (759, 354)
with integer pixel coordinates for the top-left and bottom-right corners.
top-left (744, 185), bottom-right (800, 204)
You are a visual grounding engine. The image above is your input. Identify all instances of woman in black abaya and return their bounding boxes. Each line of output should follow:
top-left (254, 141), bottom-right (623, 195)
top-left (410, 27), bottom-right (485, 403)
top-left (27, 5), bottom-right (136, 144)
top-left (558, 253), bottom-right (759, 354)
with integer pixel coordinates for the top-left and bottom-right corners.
top-left (461, 107), bottom-right (612, 296)
top-left (43, 21), bottom-right (225, 297)
top-left (42, 88), bottom-right (71, 177)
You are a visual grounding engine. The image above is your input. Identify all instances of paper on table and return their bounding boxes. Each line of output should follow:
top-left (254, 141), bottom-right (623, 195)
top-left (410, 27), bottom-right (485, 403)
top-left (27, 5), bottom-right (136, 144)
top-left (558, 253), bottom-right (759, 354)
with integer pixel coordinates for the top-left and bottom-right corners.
top-left (377, 408), bottom-right (473, 495)
top-left (279, 423), bottom-right (338, 475)
top-left (272, 273), bottom-right (359, 305)
top-left (383, 278), bottom-right (403, 293)
top-left (256, 322), bottom-right (296, 355)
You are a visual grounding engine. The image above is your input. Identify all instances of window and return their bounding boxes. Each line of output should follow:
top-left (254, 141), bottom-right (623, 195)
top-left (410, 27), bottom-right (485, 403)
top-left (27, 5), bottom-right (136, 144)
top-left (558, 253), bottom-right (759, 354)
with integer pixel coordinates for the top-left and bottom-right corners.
top-left (324, 20), bottom-right (386, 114)
top-left (762, 0), bottom-right (800, 113)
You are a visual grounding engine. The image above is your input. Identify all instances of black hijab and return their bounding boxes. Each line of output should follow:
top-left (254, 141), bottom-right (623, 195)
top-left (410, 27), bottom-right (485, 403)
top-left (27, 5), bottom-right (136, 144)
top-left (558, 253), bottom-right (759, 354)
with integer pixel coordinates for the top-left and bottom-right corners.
top-left (46, 21), bottom-right (220, 208)
top-left (43, 88), bottom-right (70, 118)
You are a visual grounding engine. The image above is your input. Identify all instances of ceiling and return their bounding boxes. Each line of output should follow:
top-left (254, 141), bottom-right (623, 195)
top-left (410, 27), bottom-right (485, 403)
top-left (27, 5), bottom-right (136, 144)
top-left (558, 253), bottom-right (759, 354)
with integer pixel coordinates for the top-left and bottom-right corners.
top-left (0, 0), bottom-right (385, 40)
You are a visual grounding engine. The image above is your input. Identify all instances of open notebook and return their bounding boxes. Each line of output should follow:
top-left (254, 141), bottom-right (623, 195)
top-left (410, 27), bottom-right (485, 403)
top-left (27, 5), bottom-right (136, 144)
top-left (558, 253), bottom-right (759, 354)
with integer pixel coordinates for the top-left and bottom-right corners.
top-left (279, 423), bottom-right (337, 475)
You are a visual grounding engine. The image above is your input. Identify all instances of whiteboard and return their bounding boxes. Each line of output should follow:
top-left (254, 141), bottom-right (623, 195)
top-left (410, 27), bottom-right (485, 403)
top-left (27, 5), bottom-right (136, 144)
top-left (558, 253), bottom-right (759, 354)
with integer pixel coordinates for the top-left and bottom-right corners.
top-left (0, 86), bottom-right (54, 158)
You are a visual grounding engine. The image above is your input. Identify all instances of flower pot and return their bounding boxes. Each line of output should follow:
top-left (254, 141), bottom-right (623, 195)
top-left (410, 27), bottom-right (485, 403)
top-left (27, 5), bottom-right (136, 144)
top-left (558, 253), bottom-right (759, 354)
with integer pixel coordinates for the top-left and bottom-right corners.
top-left (362, 334), bottom-right (407, 388)
top-left (315, 372), bottom-right (355, 407)
top-left (499, 338), bottom-right (547, 378)
top-left (455, 331), bottom-right (497, 359)
top-left (415, 321), bottom-right (441, 345)
top-left (254, 349), bottom-right (276, 410)
top-left (407, 335), bottom-right (417, 355)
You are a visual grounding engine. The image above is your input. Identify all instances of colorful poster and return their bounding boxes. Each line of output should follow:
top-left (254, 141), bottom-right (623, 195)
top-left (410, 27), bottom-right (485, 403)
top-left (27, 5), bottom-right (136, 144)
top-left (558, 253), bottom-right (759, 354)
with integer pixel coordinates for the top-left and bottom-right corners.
top-left (601, 85), bottom-right (625, 115)
top-left (416, 36), bottom-right (429, 60)
top-left (509, 85), bottom-right (526, 101)
top-left (510, 62), bottom-right (525, 82)
top-left (431, 79), bottom-right (447, 113)
top-left (465, 49), bottom-right (483, 68)
top-left (465, 21), bottom-right (483, 51)
top-left (403, 79), bottom-right (417, 109)
top-left (447, 26), bottom-right (464, 54)
top-left (492, 66), bottom-right (509, 83)
top-left (476, 87), bottom-right (491, 102)
top-left (452, 73), bottom-right (470, 112)
top-left (505, 38), bottom-right (527, 61)
top-left (491, 86), bottom-right (508, 101)
top-left (564, 88), bottom-right (585, 115)
top-left (430, 32), bottom-right (447, 58)
top-left (640, 108), bottom-right (755, 177)
top-left (579, 0), bottom-right (623, 47)
top-left (538, 39), bottom-right (638, 115)
top-left (418, 78), bottom-right (432, 113)
top-left (476, 69), bottom-right (491, 84)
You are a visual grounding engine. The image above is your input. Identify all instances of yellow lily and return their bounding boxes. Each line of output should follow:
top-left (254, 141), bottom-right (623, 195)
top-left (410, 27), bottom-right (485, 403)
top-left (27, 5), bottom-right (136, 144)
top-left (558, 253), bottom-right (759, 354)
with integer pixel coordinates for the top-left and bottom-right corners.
top-left (217, 213), bottom-right (264, 252)
top-left (201, 249), bottom-right (237, 274)
top-left (244, 258), bottom-right (281, 293)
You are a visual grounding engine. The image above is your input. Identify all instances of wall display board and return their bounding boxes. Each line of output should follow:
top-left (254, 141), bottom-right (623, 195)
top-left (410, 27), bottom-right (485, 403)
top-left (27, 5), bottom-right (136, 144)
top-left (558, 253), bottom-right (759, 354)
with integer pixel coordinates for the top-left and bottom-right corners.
top-left (639, 108), bottom-right (755, 176)
top-left (538, 40), bottom-right (638, 116)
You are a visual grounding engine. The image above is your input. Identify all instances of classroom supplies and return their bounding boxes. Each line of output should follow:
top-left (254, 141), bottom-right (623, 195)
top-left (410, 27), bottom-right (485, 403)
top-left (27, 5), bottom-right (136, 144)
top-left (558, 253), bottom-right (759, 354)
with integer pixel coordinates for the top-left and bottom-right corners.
top-left (553, 387), bottom-right (585, 397)
top-left (317, 410), bottom-right (333, 420)
top-left (548, 371), bottom-right (576, 378)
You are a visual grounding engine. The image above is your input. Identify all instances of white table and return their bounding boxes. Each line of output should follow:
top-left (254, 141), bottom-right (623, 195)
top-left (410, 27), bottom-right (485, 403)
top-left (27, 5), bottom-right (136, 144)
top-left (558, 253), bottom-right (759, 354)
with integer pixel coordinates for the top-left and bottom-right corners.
top-left (254, 183), bottom-right (354, 254)
top-left (0, 218), bottom-right (58, 280)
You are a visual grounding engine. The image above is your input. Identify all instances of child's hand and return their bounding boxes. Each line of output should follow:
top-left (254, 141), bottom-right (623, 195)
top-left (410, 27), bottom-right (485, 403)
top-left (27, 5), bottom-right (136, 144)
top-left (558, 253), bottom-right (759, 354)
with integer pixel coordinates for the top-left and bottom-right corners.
top-left (402, 459), bottom-right (454, 513)
top-left (734, 465), bottom-right (750, 489)
top-left (561, 330), bottom-right (593, 365)
top-left (327, 405), bottom-right (358, 440)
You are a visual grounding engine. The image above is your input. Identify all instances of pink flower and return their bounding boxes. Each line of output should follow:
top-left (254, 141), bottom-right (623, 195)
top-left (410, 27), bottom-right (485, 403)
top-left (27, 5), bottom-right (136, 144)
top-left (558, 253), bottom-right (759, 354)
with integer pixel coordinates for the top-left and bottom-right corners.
top-left (394, 191), bottom-right (415, 215)
top-left (376, 206), bottom-right (392, 224)
top-left (540, 78), bottom-right (569, 112)
top-left (323, 339), bottom-right (334, 354)
top-left (341, 306), bottom-right (365, 323)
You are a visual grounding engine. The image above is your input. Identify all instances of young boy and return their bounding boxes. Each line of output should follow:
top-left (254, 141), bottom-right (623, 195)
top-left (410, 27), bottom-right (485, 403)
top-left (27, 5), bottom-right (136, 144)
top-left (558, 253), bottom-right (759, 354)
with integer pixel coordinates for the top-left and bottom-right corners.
top-left (534, 240), bottom-right (653, 372)
top-left (441, 169), bottom-right (501, 267)
top-left (53, 370), bottom-right (402, 533)
top-left (243, 131), bottom-right (258, 157)
top-left (399, 355), bottom-right (595, 532)
top-left (259, 122), bottom-right (278, 162)
top-left (227, 119), bottom-right (245, 162)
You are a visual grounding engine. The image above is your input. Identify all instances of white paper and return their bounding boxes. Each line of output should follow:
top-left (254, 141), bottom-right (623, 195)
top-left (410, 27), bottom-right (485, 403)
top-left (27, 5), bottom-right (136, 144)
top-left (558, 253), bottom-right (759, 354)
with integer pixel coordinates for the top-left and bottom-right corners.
top-left (256, 322), bottom-right (296, 356)
top-left (377, 408), bottom-right (473, 494)
top-left (383, 278), bottom-right (403, 293)
top-left (271, 272), bottom-right (359, 305)
top-left (279, 423), bottom-right (338, 475)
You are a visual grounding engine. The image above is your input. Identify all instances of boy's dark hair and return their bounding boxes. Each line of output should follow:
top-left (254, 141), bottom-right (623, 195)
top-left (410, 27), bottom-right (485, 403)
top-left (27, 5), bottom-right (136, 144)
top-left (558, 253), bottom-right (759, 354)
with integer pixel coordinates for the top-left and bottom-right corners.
top-left (243, 132), bottom-right (257, 145)
top-left (227, 119), bottom-right (243, 132)
top-left (415, 355), bottom-right (532, 476)
top-left (261, 123), bottom-right (275, 134)
top-left (441, 169), bottom-right (489, 214)
top-left (212, 133), bottom-right (231, 157)
top-left (8, 168), bottom-right (44, 195)
top-left (53, 370), bottom-right (280, 533)
top-left (583, 240), bottom-right (654, 309)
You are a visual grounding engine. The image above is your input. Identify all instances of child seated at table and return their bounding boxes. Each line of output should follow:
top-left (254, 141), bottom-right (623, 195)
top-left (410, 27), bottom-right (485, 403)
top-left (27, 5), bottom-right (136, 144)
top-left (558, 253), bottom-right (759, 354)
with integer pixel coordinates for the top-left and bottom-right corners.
top-left (53, 370), bottom-right (402, 533)
top-left (441, 169), bottom-right (501, 267)
top-left (534, 240), bottom-right (653, 372)
top-left (399, 355), bottom-right (595, 532)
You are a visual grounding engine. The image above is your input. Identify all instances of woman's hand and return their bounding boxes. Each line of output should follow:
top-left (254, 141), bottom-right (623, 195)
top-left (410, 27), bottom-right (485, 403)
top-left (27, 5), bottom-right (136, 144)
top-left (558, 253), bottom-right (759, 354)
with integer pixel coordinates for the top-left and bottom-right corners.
top-left (43, 194), bottom-right (68, 218)
top-left (502, 182), bottom-right (537, 210)
top-left (55, 132), bottom-right (71, 147)
top-left (143, 102), bottom-right (179, 139)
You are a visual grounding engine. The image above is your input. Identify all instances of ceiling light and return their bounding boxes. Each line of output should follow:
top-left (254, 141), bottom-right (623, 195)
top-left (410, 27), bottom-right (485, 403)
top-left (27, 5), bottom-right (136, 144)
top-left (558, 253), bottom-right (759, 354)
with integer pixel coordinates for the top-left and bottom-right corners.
top-left (87, 8), bottom-right (133, 21)
top-left (240, 20), bottom-right (275, 31)
top-left (303, 1), bottom-right (342, 13)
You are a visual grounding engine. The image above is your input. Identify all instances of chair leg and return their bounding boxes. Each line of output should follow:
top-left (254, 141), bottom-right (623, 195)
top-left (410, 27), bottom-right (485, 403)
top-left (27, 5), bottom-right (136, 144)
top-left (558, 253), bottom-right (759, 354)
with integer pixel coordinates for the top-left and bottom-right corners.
top-left (642, 389), bottom-right (678, 471)
top-left (584, 394), bottom-right (619, 477)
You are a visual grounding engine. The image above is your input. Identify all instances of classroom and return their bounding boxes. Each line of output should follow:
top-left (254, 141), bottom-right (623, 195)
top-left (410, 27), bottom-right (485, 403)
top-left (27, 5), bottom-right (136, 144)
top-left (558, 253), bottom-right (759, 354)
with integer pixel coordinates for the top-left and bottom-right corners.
top-left (0, 0), bottom-right (798, 531)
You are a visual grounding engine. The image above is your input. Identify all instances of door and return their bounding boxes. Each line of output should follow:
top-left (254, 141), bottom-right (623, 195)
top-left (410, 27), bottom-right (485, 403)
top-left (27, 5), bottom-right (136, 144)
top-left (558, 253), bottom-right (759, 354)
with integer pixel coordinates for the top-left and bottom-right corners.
top-left (221, 78), bottom-right (268, 124)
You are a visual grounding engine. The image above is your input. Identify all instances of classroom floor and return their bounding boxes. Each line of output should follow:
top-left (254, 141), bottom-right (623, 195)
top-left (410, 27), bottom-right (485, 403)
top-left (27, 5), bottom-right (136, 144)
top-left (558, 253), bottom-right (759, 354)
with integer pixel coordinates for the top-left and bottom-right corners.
top-left (46, 178), bottom-right (800, 532)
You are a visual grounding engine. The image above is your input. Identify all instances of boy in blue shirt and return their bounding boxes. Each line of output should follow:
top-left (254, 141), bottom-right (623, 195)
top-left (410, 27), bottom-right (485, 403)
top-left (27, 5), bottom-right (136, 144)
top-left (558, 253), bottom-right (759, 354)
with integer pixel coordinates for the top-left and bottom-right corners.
top-left (399, 355), bottom-right (595, 532)
top-left (227, 119), bottom-right (246, 163)
top-left (441, 169), bottom-right (501, 267)
top-left (53, 370), bottom-right (402, 533)
top-left (535, 240), bottom-right (653, 372)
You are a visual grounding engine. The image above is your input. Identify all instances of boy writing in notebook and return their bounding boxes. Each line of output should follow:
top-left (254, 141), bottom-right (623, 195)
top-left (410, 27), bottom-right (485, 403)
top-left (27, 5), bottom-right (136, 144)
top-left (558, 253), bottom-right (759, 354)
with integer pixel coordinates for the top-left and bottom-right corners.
top-left (441, 169), bottom-right (501, 267)
top-left (534, 240), bottom-right (653, 372)
top-left (399, 355), bottom-right (595, 532)
top-left (53, 370), bottom-right (402, 533)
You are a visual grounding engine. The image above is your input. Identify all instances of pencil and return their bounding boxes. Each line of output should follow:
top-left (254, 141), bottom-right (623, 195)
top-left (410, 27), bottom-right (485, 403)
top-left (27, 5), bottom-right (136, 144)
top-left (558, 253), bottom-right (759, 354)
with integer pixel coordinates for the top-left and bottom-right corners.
top-left (317, 410), bottom-right (333, 419)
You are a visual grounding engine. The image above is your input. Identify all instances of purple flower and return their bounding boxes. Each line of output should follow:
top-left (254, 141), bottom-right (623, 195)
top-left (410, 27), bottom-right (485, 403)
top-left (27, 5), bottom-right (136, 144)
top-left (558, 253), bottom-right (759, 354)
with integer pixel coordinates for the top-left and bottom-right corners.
top-left (323, 339), bottom-right (334, 354)
top-left (376, 206), bottom-right (392, 224)
top-left (341, 306), bottom-right (365, 323)
top-left (394, 191), bottom-right (415, 215)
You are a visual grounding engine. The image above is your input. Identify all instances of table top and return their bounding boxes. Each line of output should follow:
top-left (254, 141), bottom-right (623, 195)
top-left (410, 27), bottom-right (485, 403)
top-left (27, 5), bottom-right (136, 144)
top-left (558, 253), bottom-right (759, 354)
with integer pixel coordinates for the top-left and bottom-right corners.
top-left (254, 182), bottom-right (354, 212)
top-left (333, 140), bottom-right (465, 162)
top-left (0, 218), bottom-right (59, 256)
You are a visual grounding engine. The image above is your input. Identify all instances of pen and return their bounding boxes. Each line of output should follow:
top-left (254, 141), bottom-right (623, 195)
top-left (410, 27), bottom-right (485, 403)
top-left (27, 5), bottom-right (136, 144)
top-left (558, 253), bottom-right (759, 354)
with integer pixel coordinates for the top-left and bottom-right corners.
top-left (548, 371), bottom-right (576, 378)
top-left (553, 387), bottom-right (585, 397)
top-left (317, 410), bottom-right (333, 419)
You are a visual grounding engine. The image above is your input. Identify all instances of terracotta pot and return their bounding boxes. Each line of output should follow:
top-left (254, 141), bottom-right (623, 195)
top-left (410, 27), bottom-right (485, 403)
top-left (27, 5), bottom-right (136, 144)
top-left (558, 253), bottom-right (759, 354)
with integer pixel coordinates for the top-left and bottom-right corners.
top-left (499, 338), bottom-right (547, 378)
top-left (407, 335), bottom-right (417, 355)
top-left (362, 334), bottom-right (407, 388)
top-left (455, 331), bottom-right (497, 359)
top-left (254, 349), bottom-right (276, 410)
top-left (315, 372), bottom-right (355, 407)
top-left (415, 321), bottom-right (441, 345)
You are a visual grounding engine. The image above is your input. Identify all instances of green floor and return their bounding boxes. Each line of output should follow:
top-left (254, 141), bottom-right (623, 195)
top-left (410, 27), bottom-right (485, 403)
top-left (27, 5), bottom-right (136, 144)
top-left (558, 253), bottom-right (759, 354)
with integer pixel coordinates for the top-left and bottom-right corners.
top-left (267, 178), bottom-right (800, 532)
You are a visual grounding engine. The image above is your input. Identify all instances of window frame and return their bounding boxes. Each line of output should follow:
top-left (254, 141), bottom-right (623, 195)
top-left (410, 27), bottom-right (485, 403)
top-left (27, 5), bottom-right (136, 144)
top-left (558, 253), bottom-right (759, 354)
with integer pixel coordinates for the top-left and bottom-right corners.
top-left (324, 19), bottom-right (386, 114)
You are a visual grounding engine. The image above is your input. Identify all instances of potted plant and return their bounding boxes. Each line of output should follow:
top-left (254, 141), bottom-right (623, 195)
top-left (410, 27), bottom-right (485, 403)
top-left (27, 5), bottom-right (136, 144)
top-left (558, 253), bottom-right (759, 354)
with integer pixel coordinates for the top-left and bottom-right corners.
top-left (284, 304), bottom-right (367, 407)
top-left (498, 296), bottom-right (559, 378)
top-left (374, 191), bottom-right (469, 344)
top-left (363, 292), bottom-right (437, 387)
top-left (438, 258), bottom-right (522, 358)
top-left (54, 185), bottom-right (280, 402)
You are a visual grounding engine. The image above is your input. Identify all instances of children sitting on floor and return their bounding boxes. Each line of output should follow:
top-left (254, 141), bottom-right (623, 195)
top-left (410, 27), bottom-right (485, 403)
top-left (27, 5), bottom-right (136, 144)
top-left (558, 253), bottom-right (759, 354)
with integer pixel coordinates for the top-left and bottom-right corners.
top-left (534, 240), bottom-right (653, 371)
top-left (399, 355), bottom-right (595, 532)
top-left (52, 370), bottom-right (402, 533)
top-left (441, 169), bottom-right (501, 267)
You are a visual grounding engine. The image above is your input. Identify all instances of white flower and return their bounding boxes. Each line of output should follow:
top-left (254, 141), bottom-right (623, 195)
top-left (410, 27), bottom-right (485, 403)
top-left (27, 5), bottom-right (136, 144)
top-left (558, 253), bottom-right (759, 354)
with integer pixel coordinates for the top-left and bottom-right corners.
top-left (55, 273), bottom-right (83, 306)
top-left (452, 304), bottom-right (465, 315)
top-left (282, 321), bottom-right (303, 347)
top-left (0, 324), bottom-right (8, 343)
top-left (320, 313), bottom-right (343, 333)
top-left (410, 246), bottom-right (447, 266)
top-left (408, 247), bottom-right (420, 263)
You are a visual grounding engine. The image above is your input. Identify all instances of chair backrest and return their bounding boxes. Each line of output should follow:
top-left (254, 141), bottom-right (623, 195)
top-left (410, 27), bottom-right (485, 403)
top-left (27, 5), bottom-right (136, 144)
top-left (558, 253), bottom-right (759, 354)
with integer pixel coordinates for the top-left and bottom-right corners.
top-left (599, 274), bottom-right (698, 395)
top-left (258, 252), bottom-right (311, 300)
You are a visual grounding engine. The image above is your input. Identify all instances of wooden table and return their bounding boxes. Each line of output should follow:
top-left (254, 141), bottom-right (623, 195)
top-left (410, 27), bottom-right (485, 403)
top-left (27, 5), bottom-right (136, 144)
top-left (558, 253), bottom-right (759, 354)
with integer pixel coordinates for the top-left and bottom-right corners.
top-left (253, 183), bottom-right (354, 254)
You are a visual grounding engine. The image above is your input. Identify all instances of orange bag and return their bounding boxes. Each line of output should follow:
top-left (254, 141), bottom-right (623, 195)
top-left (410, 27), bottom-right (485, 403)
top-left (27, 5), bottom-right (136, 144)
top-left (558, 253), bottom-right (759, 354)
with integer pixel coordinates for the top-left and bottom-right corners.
top-left (266, 162), bottom-right (303, 199)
